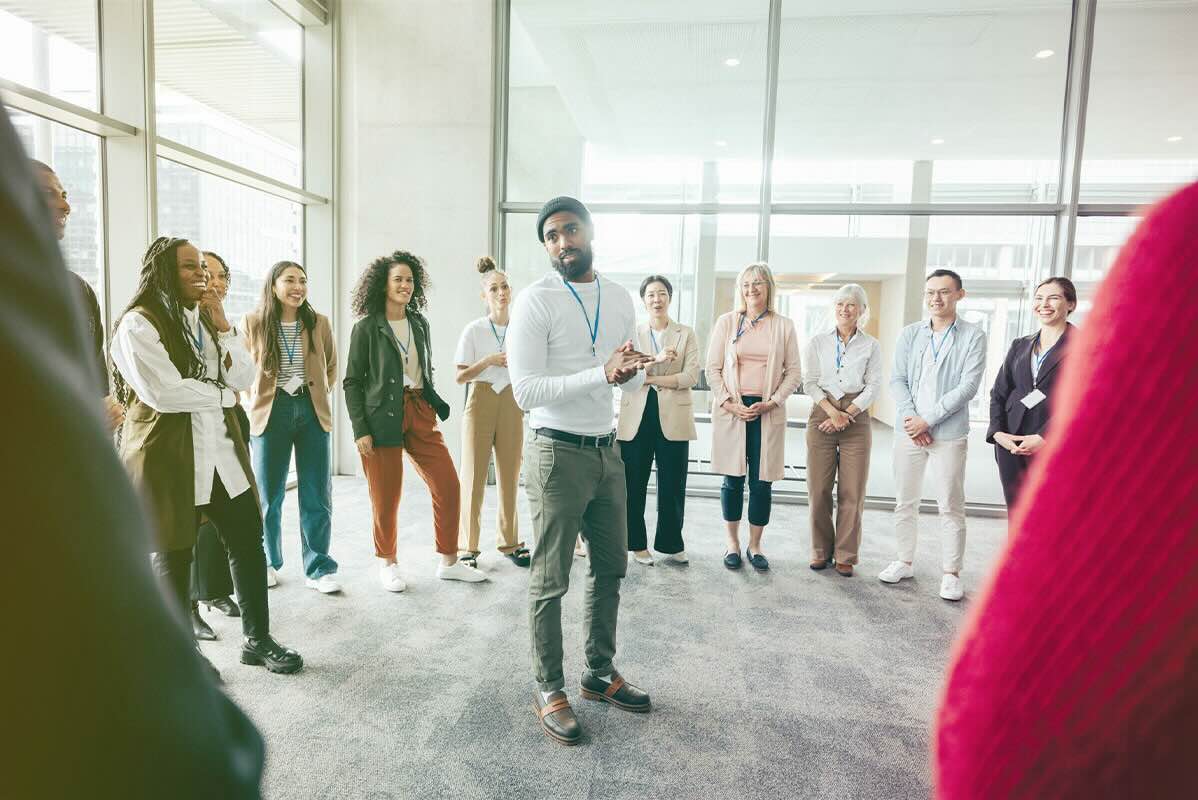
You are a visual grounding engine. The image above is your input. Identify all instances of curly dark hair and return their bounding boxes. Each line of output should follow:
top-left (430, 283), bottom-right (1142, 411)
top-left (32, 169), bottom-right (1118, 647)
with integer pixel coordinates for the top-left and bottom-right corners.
top-left (350, 250), bottom-right (430, 317)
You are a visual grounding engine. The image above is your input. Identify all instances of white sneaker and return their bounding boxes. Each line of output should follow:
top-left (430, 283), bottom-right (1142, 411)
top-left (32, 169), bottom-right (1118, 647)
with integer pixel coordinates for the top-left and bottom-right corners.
top-left (379, 563), bottom-right (406, 593)
top-left (632, 551), bottom-right (655, 566)
top-left (665, 551), bottom-right (689, 564)
top-left (436, 560), bottom-right (489, 583)
top-left (878, 561), bottom-right (915, 583)
top-left (306, 575), bottom-right (342, 594)
top-left (939, 573), bottom-right (964, 601)
top-left (266, 566), bottom-right (279, 588)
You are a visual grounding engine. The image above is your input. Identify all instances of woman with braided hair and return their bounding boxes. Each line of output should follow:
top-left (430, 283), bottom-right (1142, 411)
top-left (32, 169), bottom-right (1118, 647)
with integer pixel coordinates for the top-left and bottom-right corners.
top-left (111, 236), bottom-right (303, 676)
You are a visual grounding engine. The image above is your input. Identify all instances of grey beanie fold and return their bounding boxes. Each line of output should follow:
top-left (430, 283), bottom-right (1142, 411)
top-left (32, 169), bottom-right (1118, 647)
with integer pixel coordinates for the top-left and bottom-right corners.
top-left (536, 196), bottom-right (591, 242)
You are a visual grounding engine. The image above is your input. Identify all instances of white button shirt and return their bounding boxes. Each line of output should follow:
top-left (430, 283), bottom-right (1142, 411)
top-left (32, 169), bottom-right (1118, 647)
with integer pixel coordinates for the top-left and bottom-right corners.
top-left (111, 305), bottom-right (255, 505)
top-left (802, 328), bottom-right (883, 410)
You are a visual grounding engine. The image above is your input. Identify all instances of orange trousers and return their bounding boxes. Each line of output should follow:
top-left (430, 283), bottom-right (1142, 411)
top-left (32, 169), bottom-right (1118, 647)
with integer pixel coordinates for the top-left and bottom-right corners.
top-left (360, 391), bottom-right (460, 557)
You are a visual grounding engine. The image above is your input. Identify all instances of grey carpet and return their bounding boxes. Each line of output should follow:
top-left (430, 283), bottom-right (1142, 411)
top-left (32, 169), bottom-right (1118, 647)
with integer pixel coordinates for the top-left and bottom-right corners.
top-left (199, 476), bottom-right (1005, 800)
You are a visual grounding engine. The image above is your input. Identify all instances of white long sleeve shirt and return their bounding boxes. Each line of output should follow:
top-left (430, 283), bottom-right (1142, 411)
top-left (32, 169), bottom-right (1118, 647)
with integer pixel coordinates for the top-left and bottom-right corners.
top-left (802, 329), bottom-right (883, 410)
top-left (507, 271), bottom-right (645, 436)
top-left (111, 305), bottom-right (255, 505)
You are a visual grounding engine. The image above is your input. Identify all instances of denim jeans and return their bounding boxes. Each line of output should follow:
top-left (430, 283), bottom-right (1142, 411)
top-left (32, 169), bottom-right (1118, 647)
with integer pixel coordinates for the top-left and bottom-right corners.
top-left (251, 389), bottom-right (338, 579)
top-left (720, 394), bottom-right (772, 527)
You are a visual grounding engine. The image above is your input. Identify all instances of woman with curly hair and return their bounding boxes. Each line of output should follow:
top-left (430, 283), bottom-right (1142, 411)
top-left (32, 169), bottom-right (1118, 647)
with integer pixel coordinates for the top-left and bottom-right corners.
top-left (343, 250), bottom-right (485, 591)
top-left (110, 236), bottom-right (303, 676)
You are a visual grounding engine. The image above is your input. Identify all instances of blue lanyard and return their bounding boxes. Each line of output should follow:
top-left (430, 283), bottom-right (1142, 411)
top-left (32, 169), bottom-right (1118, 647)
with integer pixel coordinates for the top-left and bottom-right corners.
top-left (489, 318), bottom-right (506, 351)
top-left (1033, 336), bottom-right (1055, 380)
top-left (563, 277), bottom-right (601, 357)
top-left (393, 319), bottom-right (412, 360)
top-left (648, 327), bottom-right (661, 355)
top-left (835, 332), bottom-right (855, 370)
top-left (929, 322), bottom-right (956, 363)
top-left (186, 316), bottom-right (204, 354)
top-left (735, 311), bottom-right (767, 341)
top-left (278, 320), bottom-right (301, 365)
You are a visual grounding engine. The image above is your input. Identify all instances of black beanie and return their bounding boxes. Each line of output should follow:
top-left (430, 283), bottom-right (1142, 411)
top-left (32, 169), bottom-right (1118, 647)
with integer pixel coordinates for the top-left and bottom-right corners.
top-left (536, 196), bottom-right (591, 242)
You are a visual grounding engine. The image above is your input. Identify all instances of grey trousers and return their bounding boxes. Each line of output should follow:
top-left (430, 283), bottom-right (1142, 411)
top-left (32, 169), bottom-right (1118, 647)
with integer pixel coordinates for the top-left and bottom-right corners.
top-left (525, 433), bottom-right (628, 693)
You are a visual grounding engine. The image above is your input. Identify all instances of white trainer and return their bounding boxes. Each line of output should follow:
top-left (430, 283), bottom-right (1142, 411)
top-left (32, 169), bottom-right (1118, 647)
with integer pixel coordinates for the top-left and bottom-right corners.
top-left (379, 563), bottom-right (406, 593)
top-left (266, 566), bottom-right (279, 588)
top-left (632, 551), bottom-right (655, 566)
top-left (436, 560), bottom-right (488, 583)
top-left (665, 551), bottom-right (689, 564)
top-left (878, 561), bottom-right (915, 583)
top-left (306, 575), bottom-right (342, 594)
top-left (939, 573), bottom-right (964, 601)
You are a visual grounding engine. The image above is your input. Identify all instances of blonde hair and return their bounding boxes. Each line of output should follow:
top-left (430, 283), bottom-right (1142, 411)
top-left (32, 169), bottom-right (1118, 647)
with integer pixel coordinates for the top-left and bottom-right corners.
top-left (733, 262), bottom-right (777, 314)
top-left (832, 283), bottom-right (870, 328)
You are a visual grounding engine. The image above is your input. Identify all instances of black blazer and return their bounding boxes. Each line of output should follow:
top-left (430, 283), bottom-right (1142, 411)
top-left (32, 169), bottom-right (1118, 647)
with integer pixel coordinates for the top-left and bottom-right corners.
top-left (343, 309), bottom-right (450, 448)
top-left (987, 324), bottom-right (1074, 443)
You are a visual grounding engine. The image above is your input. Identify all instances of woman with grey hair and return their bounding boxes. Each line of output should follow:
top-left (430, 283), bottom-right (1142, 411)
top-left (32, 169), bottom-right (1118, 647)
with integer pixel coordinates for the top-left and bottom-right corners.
top-left (801, 283), bottom-right (882, 576)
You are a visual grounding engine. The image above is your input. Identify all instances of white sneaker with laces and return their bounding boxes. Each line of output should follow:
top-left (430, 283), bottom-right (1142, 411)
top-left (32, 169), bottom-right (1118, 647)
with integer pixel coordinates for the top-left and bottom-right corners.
top-left (666, 551), bottom-right (689, 564)
top-left (266, 566), bottom-right (279, 588)
top-left (436, 560), bottom-right (488, 583)
top-left (939, 573), bottom-right (964, 601)
top-left (878, 561), bottom-right (915, 584)
top-left (379, 563), bottom-right (406, 593)
top-left (306, 575), bottom-right (342, 594)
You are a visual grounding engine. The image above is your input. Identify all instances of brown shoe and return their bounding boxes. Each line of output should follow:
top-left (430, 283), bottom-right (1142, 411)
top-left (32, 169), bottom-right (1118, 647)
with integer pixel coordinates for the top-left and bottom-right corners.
top-left (533, 691), bottom-right (581, 745)
top-left (810, 558), bottom-right (830, 571)
top-left (834, 563), bottom-right (854, 577)
top-left (580, 671), bottom-right (651, 713)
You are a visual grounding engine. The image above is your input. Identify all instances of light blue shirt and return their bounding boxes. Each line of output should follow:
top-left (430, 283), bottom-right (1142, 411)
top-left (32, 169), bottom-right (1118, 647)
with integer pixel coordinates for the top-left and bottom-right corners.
top-left (890, 316), bottom-right (987, 440)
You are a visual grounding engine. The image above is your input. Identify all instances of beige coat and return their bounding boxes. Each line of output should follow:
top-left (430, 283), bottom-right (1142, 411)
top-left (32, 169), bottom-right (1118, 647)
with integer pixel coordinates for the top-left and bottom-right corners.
top-left (705, 311), bottom-right (802, 481)
top-left (243, 311), bottom-right (337, 435)
top-left (617, 321), bottom-right (700, 441)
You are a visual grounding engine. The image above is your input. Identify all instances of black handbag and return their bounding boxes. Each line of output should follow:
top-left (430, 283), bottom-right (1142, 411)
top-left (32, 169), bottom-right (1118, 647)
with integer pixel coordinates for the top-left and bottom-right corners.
top-left (232, 402), bottom-right (251, 446)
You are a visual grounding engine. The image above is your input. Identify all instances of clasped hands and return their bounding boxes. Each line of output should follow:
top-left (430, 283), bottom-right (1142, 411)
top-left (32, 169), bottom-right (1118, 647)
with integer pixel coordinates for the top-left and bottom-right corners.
top-left (903, 415), bottom-right (933, 447)
top-left (818, 408), bottom-right (853, 433)
top-left (605, 341), bottom-right (654, 385)
top-left (722, 397), bottom-right (778, 421)
top-left (993, 431), bottom-right (1044, 456)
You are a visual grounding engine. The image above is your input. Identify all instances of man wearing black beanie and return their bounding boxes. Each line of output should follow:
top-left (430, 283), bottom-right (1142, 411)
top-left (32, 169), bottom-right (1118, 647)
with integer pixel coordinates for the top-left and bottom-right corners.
top-left (507, 196), bottom-right (655, 745)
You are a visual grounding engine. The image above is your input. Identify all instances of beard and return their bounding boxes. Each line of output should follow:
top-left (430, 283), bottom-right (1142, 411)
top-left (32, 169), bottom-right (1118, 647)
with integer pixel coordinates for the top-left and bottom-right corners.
top-left (551, 245), bottom-right (593, 281)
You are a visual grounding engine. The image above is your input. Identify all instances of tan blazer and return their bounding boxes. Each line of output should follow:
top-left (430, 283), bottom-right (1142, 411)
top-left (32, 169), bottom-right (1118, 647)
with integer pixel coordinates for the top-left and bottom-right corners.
top-left (705, 311), bottom-right (802, 482)
top-left (243, 311), bottom-right (337, 435)
top-left (617, 321), bottom-right (700, 442)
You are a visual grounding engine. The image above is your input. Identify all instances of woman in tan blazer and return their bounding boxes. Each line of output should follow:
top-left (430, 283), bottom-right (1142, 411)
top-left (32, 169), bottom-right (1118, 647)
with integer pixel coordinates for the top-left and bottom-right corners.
top-left (617, 275), bottom-right (700, 566)
top-left (706, 262), bottom-right (802, 571)
top-left (243, 261), bottom-right (340, 594)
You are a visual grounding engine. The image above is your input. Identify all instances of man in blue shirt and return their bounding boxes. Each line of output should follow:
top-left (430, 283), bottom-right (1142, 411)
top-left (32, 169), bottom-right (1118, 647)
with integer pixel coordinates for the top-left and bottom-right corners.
top-left (879, 269), bottom-right (987, 601)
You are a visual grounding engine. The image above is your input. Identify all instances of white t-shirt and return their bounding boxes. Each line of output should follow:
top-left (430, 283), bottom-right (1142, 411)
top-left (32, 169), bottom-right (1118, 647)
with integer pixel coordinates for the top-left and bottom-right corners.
top-left (916, 324), bottom-right (954, 421)
top-left (454, 316), bottom-right (510, 393)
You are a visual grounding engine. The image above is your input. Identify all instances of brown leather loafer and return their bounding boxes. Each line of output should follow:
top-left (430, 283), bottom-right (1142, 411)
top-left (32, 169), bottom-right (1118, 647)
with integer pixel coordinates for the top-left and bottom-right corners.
top-left (810, 558), bottom-right (830, 571)
top-left (533, 691), bottom-right (581, 745)
top-left (580, 671), bottom-right (651, 713)
top-left (835, 563), bottom-right (854, 577)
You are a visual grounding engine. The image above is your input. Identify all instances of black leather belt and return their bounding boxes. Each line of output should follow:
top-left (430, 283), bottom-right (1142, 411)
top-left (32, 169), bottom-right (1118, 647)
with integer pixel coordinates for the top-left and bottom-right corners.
top-left (534, 427), bottom-right (616, 448)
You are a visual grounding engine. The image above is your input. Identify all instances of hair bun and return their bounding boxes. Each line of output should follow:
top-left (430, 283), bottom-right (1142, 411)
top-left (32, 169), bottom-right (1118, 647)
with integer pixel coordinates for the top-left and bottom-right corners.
top-left (476, 256), bottom-right (497, 274)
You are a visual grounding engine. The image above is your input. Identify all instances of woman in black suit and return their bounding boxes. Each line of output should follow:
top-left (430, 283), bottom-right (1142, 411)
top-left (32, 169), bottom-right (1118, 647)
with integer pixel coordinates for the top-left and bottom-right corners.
top-left (987, 277), bottom-right (1077, 510)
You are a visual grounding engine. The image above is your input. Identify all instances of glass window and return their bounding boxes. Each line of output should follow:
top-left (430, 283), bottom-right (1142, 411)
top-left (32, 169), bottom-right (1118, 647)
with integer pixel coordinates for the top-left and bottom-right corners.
top-left (154, 0), bottom-right (303, 185)
top-left (9, 110), bottom-right (103, 296)
top-left (1071, 215), bottom-right (1139, 325)
top-left (1082, 1), bottom-right (1198, 203)
top-left (0, 1), bottom-right (99, 110)
top-left (506, 1), bottom-right (771, 203)
top-left (772, 1), bottom-right (1071, 203)
top-left (157, 159), bottom-right (303, 321)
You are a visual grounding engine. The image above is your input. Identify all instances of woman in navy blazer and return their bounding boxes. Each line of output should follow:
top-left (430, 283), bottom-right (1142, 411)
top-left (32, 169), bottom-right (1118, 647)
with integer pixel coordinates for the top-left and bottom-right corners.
top-left (987, 277), bottom-right (1077, 509)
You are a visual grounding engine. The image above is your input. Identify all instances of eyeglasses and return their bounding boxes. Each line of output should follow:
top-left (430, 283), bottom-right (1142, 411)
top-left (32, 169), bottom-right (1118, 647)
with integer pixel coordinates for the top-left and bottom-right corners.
top-left (741, 280), bottom-right (767, 289)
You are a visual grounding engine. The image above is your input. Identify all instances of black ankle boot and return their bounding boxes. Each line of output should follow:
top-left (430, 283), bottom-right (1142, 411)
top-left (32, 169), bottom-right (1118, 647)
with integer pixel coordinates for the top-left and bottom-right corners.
top-left (241, 636), bottom-right (303, 674)
top-left (204, 596), bottom-right (241, 617)
top-left (191, 602), bottom-right (217, 641)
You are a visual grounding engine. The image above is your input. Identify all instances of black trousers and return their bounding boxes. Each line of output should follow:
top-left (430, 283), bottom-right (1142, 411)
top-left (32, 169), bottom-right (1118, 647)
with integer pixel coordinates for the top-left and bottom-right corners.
top-left (720, 395), bottom-right (772, 526)
top-left (620, 389), bottom-right (689, 554)
top-left (995, 445), bottom-right (1033, 508)
top-left (191, 520), bottom-right (234, 602)
top-left (150, 474), bottom-right (270, 640)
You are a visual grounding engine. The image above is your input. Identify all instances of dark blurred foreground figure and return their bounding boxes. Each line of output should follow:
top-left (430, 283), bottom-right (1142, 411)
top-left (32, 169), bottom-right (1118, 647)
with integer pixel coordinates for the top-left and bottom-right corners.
top-left (934, 181), bottom-right (1198, 799)
top-left (0, 106), bottom-right (264, 798)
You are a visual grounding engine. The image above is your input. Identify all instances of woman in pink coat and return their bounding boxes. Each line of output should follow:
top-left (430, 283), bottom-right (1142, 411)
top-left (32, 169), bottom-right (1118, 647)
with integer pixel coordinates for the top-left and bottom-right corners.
top-left (706, 262), bottom-right (802, 571)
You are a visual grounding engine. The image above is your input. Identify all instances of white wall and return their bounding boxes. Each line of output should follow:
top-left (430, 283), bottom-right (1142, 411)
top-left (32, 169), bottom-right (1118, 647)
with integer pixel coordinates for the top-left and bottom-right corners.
top-left (336, 0), bottom-right (496, 474)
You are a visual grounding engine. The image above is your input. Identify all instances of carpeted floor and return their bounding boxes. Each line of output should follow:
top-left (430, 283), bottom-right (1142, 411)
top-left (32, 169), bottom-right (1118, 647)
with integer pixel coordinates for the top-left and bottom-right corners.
top-left (199, 476), bottom-right (1006, 800)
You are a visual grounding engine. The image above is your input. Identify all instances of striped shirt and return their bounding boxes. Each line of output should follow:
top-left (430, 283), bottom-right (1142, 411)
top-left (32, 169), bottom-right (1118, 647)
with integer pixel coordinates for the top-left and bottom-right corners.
top-left (275, 320), bottom-right (306, 392)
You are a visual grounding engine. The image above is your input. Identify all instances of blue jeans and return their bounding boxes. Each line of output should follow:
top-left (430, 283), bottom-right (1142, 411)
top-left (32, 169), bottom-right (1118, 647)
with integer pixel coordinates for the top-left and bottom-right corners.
top-left (251, 389), bottom-right (338, 579)
top-left (720, 394), bottom-right (772, 527)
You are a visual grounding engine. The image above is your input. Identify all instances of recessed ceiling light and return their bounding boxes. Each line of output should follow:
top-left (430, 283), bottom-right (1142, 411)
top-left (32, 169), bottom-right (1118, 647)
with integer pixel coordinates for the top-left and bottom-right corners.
top-left (1034, 49), bottom-right (1055, 59)
top-left (1167, 135), bottom-right (1183, 143)
top-left (714, 139), bottom-right (728, 148)
top-left (931, 138), bottom-right (945, 145)
top-left (724, 57), bottom-right (741, 67)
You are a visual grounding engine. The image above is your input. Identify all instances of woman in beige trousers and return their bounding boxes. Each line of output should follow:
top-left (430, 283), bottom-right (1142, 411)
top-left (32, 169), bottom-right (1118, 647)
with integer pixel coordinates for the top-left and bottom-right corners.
top-left (802, 284), bottom-right (882, 577)
top-left (454, 257), bottom-right (529, 569)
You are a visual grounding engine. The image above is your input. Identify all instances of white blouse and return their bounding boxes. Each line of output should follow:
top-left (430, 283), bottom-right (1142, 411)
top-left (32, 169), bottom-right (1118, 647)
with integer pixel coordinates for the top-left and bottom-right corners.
top-left (801, 328), bottom-right (883, 411)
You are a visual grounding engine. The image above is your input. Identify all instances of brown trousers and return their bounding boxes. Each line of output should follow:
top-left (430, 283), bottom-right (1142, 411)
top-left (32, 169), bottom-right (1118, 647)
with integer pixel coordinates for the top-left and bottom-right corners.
top-left (361, 391), bottom-right (460, 557)
top-left (805, 392), bottom-right (871, 565)
top-left (458, 382), bottom-right (524, 555)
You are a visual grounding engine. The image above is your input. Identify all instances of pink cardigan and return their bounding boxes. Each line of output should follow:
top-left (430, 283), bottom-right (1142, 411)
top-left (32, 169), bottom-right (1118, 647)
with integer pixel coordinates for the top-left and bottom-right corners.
top-left (934, 181), bottom-right (1198, 799)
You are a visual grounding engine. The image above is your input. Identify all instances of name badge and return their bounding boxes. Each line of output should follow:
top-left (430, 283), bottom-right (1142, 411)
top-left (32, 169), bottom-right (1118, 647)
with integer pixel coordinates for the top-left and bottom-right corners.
top-left (1020, 389), bottom-right (1046, 409)
top-left (282, 375), bottom-right (304, 395)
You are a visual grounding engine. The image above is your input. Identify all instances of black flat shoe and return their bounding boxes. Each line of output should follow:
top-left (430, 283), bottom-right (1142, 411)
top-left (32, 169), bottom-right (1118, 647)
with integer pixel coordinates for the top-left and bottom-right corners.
top-left (580, 670), bottom-right (651, 713)
top-left (723, 551), bottom-right (743, 570)
top-left (241, 636), bottom-right (303, 674)
top-left (746, 549), bottom-right (770, 571)
top-left (204, 596), bottom-right (241, 617)
top-left (191, 603), bottom-right (217, 641)
top-left (505, 547), bottom-right (531, 568)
